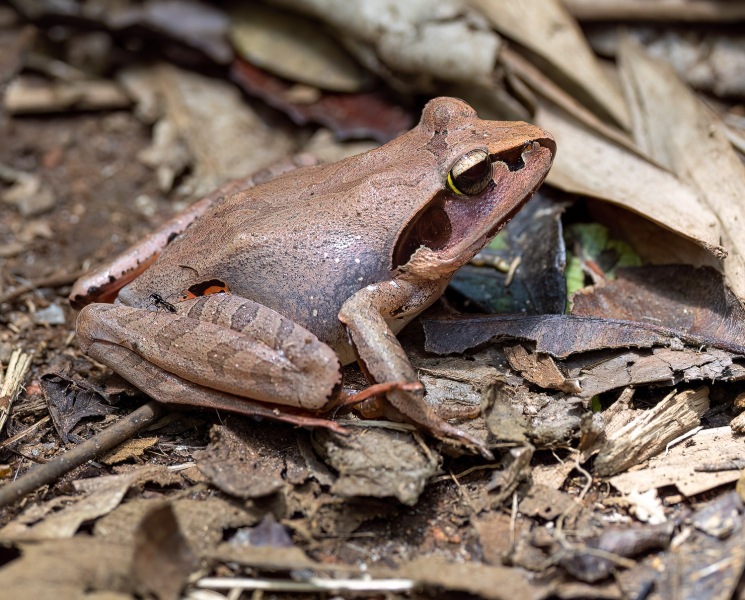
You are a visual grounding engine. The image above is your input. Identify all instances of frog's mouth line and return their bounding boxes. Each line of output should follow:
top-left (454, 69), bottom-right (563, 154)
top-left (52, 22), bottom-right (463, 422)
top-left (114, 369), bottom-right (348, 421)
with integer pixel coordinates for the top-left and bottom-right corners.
top-left (393, 139), bottom-right (555, 272)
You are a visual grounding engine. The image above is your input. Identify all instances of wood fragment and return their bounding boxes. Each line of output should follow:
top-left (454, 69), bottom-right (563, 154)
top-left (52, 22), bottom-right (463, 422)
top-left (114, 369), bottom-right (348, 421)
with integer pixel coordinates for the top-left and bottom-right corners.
top-left (595, 387), bottom-right (709, 477)
top-left (610, 426), bottom-right (743, 496)
top-left (0, 348), bottom-right (32, 435)
top-left (4, 77), bottom-right (131, 114)
top-left (0, 400), bottom-right (163, 508)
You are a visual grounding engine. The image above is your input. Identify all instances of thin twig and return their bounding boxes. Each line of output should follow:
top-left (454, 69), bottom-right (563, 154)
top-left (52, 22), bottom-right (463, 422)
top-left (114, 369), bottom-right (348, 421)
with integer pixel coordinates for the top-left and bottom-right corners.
top-left (0, 270), bottom-right (87, 305)
top-left (0, 348), bottom-right (32, 435)
top-left (0, 415), bottom-right (51, 449)
top-left (196, 576), bottom-right (415, 593)
top-left (0, 400), bottom-right (163, 508)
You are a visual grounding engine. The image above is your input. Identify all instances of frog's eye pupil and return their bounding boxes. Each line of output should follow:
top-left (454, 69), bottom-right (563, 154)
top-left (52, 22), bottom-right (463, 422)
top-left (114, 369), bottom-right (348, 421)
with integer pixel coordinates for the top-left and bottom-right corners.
top-left (447, 149), bottom-right (493, 196)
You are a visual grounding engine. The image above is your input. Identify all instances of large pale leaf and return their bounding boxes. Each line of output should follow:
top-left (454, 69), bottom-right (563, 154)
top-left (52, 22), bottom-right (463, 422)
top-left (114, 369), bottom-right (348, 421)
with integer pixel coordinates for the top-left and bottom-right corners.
top-left (618, 37), bottom-right (745, 302)
top-left (230, 4), bottom-right (373, 92)
top-left (537, 100), bottom-right (723, 256)
top-left (468, 0), bottom-right (629, 128)
top-left (263, 0), bottom-right (501, 84)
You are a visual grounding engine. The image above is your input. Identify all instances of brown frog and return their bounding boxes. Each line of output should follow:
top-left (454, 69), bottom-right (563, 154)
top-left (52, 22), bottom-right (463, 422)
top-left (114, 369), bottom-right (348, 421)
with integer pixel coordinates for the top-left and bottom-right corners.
top-left (70, 97), bottom-right (555, 457)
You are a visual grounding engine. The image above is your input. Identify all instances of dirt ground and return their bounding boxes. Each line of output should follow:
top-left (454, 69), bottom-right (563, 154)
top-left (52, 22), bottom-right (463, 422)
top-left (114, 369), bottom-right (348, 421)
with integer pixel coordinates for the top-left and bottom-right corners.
top-left (2, 3), bottom-right (745, 600)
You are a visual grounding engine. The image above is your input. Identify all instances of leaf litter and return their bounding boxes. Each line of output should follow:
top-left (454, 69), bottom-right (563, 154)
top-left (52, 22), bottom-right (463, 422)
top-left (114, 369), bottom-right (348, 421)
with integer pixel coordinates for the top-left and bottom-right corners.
top-left (2, 1), bottom-right (745, 598)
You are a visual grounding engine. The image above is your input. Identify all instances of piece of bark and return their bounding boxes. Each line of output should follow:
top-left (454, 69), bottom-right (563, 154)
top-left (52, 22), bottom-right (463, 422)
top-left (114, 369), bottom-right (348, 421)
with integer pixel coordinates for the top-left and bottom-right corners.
top-left (504, 344), bottom-right (580, 393)
top-left (595, 387), bottom-right (709, 477)
top-left (609, 426), bottom-right (743, 496)
top-left (0, 348), bottom-right (31, 436)
top-left (563, 346), bottom-right (745, 399)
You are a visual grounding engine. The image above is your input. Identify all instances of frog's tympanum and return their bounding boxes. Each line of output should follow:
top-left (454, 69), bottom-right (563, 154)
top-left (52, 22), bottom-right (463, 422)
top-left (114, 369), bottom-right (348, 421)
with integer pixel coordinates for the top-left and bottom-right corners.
top-left (70, 97), bottom-right (556, 457)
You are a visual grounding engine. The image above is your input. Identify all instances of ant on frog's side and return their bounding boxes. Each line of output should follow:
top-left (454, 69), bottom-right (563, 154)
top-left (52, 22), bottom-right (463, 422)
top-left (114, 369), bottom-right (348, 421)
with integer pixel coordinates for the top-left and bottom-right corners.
top-left (148, 293), bottom-right (177, 313)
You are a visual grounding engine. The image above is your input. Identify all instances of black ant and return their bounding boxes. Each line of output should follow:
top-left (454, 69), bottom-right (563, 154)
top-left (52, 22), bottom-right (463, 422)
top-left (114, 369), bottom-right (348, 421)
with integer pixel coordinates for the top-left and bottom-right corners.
top-left (148, 293), bottom-right (177, 313)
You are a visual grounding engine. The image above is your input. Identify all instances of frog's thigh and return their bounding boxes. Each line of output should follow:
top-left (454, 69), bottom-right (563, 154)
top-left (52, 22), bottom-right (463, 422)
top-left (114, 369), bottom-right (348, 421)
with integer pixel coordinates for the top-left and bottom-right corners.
top-left (76, 298), bottom-right (341, 410)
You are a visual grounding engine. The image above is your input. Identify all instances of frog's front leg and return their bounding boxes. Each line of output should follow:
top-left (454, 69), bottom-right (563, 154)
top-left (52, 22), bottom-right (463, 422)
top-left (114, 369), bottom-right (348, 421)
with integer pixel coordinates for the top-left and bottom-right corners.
top-left (76, 294), bottom-right (345, 430)
top-left (339, 278), bottom-right (493, 459)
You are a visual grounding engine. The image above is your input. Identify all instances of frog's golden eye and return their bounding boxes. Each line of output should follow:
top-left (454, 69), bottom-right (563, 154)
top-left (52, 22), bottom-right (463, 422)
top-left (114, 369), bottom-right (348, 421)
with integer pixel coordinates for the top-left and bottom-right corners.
top-left (446, 149), bottom-right (492, 196)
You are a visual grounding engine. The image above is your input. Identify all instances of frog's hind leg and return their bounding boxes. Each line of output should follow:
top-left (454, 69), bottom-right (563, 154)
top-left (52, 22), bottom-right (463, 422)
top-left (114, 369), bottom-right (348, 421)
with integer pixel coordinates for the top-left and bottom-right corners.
top-left (76, 294), bottom-right (342, 415)
top-left (84, 341), bottom-right (346, 432)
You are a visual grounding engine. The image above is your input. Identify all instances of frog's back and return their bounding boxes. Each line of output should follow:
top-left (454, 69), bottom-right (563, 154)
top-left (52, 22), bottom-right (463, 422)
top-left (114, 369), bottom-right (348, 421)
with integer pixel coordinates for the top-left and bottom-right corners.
top-left (118, 147), bottom-right (429, 358)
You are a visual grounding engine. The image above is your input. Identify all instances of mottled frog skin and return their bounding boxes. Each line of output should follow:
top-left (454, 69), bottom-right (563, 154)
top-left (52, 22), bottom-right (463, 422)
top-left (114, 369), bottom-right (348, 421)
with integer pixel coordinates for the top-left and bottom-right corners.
top-left (71, 97), bottom-right (556, 456)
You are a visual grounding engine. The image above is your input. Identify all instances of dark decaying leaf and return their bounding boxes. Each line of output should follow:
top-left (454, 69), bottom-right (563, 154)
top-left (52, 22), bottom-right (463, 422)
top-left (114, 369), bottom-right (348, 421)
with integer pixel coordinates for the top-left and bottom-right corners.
top-left (131, 503), bottom-right (198, 600)
top-left (424, 313), bottom-right (745, 359)
top-left (194, 419), bottom-right (287, 499)
top-left (449, 191), bottom-right (568, 314)
top-left (559, 522), bottom-right (673, 583)
top-left (40, 372), bottom-right (116, 443)
top-left (426, 265), bottom-right (745, 358)
top-left (571, 265), bottom-right (745, 351)
top-left (483, 383), bottom-right (583, 448)
top-left (656, 492), bottom-right (745, 600)
top-left (231, 59), bottom-right (413, 142)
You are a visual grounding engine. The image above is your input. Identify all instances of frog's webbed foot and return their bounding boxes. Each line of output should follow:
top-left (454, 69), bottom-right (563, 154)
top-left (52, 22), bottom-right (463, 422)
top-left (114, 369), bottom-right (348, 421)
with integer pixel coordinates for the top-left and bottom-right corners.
top-left (377, 388), bottom-right (494, 460)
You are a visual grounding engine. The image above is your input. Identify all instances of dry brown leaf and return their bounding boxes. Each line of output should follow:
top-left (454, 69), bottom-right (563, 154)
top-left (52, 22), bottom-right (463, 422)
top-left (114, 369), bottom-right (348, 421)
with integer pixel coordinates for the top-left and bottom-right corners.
top-left (313, 426), bottom-right (439, 506)
top-left (100, 436), bottom-right (159, 465)
top-left (230, 3), bottom-right (373, 92)
top-left (469, 0), bottom-right (629, 128)
top-left (131, 503), bottom-right (198, 600)
top-left (118, 64), bottom-right (297, 196)
top-left (391, 555), bottom-right (542, 600)
top-left (0, 465), bottom-right (177, 541)
top-left (538, 100), bottom-right (723, 256)
top-left (618, 37), bottom-right (745, 303)
top-left (0, 538), bottom-right (133, 599)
